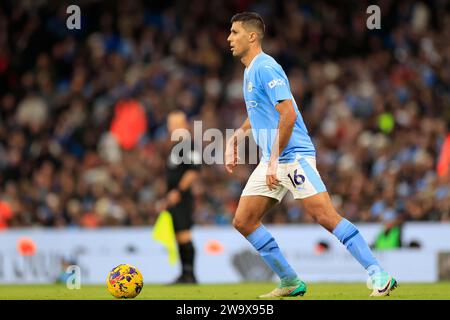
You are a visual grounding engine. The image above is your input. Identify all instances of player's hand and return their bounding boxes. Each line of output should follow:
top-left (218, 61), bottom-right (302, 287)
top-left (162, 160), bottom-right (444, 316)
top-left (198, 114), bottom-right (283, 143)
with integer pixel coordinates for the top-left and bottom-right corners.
top-left (266, 160), bottom-right (280, 190)
top-left (167, 189), bottom-right (182, 207)
top-left (225, 136), bottom-right (239, 173)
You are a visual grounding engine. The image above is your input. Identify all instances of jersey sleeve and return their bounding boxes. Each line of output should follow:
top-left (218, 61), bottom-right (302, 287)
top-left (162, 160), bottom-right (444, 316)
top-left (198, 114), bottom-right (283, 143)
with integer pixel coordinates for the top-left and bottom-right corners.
top-left (258, 63), bottom-right (292, 107)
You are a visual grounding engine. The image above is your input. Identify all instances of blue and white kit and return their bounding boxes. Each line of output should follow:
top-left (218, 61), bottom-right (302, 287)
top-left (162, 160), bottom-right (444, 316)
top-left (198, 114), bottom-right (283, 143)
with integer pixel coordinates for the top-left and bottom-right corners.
top-left (241, 52), bottom-right (326, 200)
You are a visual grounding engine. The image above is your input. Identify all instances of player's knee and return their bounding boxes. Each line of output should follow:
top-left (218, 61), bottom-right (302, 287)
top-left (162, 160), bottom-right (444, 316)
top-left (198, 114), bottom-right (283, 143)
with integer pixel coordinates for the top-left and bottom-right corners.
top-left (310, 207), bottom-right (340, 231)
top-left (232, 217), bottom-right (244, 232)
top-left (175, 230), bottom-right (192, 244)
top-left (232, 217), bottom-right (253, 235)
top-left (314, 211), bottom-right (331, 226)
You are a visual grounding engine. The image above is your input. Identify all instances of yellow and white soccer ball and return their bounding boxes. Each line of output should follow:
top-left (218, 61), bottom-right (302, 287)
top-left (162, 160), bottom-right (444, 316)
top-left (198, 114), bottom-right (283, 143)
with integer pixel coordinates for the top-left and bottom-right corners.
top-left (106, 264), bottom-right (144, 299)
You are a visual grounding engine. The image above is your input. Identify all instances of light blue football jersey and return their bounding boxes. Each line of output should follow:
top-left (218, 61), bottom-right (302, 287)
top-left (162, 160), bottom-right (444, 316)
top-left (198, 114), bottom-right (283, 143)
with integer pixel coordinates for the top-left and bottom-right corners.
top-left (243, 52), bottom-right (316, 163)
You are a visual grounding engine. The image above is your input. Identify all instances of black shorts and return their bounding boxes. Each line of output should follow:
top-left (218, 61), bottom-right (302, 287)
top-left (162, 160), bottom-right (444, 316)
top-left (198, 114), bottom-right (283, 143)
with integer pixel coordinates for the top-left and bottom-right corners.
top-left (169, 198), bottom-right (194, 232)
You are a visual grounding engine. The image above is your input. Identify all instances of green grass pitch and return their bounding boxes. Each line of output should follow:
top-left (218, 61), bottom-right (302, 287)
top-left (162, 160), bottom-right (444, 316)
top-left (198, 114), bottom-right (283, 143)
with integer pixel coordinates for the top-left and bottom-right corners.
top-left (1, 282), bottom-right (450, 300)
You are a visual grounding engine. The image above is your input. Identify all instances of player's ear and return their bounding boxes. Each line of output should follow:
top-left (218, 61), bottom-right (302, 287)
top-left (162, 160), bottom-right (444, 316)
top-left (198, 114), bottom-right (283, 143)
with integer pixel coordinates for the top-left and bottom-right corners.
top-left (249, 31), bottom-right (258, 43)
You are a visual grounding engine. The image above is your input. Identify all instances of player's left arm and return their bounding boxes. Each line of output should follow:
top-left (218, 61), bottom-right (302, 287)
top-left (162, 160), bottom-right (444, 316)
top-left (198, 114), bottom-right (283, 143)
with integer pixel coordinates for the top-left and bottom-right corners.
top-left (258, 64), bottom-right (298, 190)
top-left (271, 99), bottom-right (297, 162)
top-left (266, 99), bottom-right (297, 190)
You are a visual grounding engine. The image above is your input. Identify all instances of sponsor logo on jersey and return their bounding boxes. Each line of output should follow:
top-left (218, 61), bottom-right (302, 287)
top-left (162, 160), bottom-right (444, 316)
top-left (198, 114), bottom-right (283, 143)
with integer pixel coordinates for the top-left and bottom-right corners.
top-left (246, 100), bottom-right (258, 109)
top-left (268, 78), bottom-right (285, 89)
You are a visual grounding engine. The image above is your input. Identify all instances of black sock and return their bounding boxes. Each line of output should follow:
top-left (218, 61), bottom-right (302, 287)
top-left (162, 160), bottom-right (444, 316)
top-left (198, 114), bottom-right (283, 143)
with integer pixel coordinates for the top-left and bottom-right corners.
top-left (178, 241), bottom-right (195, 277)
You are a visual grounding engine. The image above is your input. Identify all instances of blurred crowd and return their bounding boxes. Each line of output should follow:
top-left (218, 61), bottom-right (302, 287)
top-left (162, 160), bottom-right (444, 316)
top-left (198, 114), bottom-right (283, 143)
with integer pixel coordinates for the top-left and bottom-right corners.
top-left (0, 0), bottom-right (450, 229)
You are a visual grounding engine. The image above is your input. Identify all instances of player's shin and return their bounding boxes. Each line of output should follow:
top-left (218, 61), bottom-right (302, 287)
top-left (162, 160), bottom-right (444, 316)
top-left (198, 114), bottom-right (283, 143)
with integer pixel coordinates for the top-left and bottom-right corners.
top-left (246, 225), bottom-right (298, 285)
top-left (332, 218), bottom-right (383, 276)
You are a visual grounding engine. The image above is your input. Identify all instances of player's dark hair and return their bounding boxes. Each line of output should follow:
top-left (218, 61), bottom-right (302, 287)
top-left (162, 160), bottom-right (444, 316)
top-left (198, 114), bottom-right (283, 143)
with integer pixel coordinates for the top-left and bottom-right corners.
top-left (231, 12), bottom-right (265, 40)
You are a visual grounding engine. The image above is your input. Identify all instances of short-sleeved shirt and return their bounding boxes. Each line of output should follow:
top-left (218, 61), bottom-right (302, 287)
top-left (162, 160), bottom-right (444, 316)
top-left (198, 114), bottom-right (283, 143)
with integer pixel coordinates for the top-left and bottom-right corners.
top-left (166, 139), bottom-right (201, 216)
top-left (166, 139), bottom-right (201, 191)
top-left (243, 52), bottom-right (315, 163)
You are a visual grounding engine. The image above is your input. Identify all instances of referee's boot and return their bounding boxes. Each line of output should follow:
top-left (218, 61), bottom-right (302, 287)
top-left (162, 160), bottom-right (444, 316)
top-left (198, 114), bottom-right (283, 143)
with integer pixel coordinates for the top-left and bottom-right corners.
top-left (171, 273), bottom-right (198, 285)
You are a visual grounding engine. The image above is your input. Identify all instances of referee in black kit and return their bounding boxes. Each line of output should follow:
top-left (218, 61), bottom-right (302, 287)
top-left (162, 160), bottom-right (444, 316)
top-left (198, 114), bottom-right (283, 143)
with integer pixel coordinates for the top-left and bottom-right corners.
top-left (164, 110), bottom-right (201, 284)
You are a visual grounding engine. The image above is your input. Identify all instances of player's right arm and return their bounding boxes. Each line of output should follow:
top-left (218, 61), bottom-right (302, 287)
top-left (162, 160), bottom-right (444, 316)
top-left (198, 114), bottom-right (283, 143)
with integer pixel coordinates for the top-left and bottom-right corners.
top-left (167, 149), bottom-right (201, 207)
top-left (225, 117), bottom-right (251, 173)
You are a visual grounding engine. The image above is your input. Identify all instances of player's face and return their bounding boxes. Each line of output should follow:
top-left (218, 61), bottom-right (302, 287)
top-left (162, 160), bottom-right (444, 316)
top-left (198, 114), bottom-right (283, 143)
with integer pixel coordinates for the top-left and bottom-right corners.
top-left (227, 22), bottom-right (250, 57)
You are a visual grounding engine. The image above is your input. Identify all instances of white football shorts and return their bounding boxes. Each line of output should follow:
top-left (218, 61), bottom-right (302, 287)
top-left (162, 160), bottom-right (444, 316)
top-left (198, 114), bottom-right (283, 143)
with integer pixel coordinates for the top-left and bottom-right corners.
top-left (241, 156), bottom-right (327, 202)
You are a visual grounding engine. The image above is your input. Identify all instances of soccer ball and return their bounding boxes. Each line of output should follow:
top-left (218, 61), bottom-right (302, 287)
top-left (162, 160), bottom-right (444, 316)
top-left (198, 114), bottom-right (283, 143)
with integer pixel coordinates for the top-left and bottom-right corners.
top-left (106, 264), bottom-right (144, 299)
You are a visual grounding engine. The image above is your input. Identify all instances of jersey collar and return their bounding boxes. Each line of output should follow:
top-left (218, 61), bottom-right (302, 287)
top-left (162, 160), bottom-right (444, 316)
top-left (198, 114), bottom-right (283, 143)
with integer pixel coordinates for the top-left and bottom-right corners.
top-left (245, 51), bottom-right (264, 74)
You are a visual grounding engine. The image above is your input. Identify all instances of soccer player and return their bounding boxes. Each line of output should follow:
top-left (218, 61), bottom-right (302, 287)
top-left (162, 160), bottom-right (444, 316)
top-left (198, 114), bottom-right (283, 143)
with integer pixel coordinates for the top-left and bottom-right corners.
top-left (225, 12), bottom-right (397, 297)
top-left (164, 110), bottom-right (201, 284)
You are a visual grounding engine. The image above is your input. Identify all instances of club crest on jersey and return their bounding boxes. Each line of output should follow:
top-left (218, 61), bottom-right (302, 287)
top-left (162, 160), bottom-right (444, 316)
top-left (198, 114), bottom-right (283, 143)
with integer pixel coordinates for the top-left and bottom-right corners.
top-left (247, 81), bottom-right (253, 92)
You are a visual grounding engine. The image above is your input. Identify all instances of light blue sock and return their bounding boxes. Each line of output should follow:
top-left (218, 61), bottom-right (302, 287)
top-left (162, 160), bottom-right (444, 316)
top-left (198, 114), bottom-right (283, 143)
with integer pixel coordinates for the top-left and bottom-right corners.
top-left (333, 218), bottom-right (384, 277)
top-left (246, 225), bottom-right (298, 284)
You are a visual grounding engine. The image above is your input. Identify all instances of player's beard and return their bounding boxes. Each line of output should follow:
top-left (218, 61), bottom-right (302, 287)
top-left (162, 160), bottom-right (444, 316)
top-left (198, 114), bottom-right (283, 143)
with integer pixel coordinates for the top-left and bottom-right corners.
top-left (231, 47), bottom-right (240, 57)
top-left (234, 46), bottom-right (248, 59)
